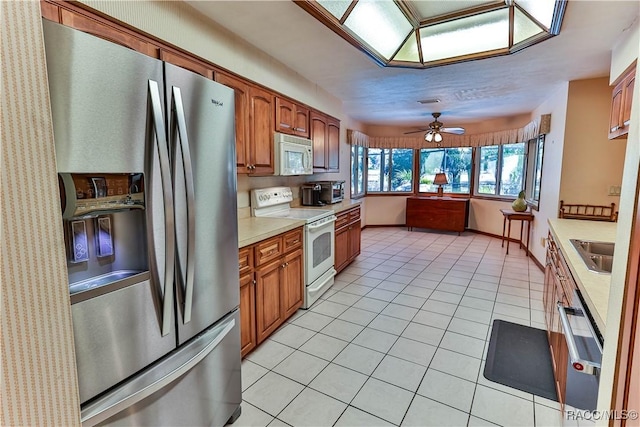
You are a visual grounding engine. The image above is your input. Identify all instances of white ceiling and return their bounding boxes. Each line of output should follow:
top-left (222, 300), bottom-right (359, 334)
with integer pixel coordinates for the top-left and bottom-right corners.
top-left (187, 1), bottom-right (639, 129)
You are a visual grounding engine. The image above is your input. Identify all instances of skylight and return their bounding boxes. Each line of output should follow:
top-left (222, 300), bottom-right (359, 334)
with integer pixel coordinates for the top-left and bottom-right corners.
top-left (296, 0), bottom-right (567, 68)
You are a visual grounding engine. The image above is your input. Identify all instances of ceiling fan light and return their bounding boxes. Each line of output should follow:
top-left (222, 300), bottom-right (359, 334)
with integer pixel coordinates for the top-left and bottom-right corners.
top-left (425, 132), bottom-right (433, 142)
top-left (434, 132), bottom-right (443, 143)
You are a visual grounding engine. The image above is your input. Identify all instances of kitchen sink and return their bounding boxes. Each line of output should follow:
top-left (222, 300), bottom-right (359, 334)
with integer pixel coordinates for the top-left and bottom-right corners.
top-left (572, 240), bottom-right (615, 256)
top-left (570, 239), bottom-right (615, 274)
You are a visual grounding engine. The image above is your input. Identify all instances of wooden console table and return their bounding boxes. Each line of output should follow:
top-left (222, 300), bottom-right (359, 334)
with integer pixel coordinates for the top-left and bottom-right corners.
top-left (406, 197), bottom-right (470, 234)
top-left (500, 208), bottom-right (534, 256)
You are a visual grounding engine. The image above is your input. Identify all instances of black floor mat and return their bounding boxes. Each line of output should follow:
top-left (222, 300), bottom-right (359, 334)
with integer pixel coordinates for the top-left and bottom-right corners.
top-left (484, 319), bottom-right (558, 401)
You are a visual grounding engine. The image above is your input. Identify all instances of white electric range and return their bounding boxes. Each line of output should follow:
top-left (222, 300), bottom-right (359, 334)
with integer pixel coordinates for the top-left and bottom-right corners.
top-left (251, 187), bottom-right (337, 308)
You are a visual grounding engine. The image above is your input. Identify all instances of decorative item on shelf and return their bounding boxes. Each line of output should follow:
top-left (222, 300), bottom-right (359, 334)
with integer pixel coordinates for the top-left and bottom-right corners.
top-left (433, 173), bottom-right (449, 197)
top-left (512, 190), bottom-right (528, 212)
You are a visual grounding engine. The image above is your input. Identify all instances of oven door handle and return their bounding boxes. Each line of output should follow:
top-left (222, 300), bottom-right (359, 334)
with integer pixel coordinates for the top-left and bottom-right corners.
top-left (307, 215), bottom-right (336, 231)
top-left (557, 302), bottom-right (601, 375)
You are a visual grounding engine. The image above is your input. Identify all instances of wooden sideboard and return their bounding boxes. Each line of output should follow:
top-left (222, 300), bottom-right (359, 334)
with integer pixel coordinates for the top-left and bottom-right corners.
top-left (405, 197), bottom-right (469, 234)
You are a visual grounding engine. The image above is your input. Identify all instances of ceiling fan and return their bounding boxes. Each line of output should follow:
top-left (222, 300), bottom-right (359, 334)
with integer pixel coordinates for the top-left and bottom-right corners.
top-left (404, 113), bottom-right (465, 143)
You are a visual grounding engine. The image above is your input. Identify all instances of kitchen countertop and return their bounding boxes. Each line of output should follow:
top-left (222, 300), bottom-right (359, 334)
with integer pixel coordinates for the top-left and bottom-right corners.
top-left (238, 217), bottom-right (306, 248)
top-left (238, 200), bottom-right (362, 248)
top-left (548, 218), bottom-right (617, 335)
top-left (311, 199), bottom-right (362, 214)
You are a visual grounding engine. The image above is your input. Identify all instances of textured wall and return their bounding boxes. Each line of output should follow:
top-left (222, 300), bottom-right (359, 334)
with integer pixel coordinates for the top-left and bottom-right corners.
top-left (1, 1), bottom-right (81, 425)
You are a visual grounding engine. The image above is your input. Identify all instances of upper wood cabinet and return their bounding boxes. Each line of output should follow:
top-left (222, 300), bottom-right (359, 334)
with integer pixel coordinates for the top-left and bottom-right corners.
top-left (249, 86), bottom-right (275, 175)
top-left (311, 111), bottom-right (340, 172)
top-left (216, 73), bottom-right (274, 175)
top-left (57, 7), bottom-right (158, 58)
top-left (275, 97), bottom-right (310, 138)
top-left (215, 73), bottom-right (250, 173)
top-left (609, 62), bottom-right (636, 139)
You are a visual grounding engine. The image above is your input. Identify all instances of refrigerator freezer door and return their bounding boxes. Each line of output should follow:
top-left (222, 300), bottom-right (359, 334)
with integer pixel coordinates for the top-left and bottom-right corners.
top-left (82, 310), bottom-right (242, 427)
top-left (43, 20), bottom-right (162, 173)
top-left (165, 63), bottom-right (240, 344)
top-left (71, 277), bottom-right (176, 403)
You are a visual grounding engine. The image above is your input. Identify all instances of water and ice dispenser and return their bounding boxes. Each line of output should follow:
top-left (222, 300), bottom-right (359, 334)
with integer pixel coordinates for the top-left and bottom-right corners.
top-left (59, 173), bottom-right (149, 302)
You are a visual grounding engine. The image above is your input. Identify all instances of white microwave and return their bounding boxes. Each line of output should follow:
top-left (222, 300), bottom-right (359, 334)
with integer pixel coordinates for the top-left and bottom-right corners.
top-left (273, 132), bottom-right (313, 176)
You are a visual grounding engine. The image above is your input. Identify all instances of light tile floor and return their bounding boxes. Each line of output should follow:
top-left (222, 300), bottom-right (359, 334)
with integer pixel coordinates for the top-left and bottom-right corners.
top-left (235, 228), bottom-right (595, 427)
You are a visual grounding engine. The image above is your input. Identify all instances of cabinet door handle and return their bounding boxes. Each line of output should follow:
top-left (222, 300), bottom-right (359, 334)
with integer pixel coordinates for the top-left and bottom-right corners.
top-left (611, 125), bottom-right (620, 132)
top-left (623, 119), bottom-right (631, 126)
top-left (280, 123), bottom-right (291, 129)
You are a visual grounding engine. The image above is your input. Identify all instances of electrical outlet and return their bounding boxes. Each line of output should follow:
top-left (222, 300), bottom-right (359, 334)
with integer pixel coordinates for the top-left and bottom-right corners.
top-left (609, 185), bottom-right (622, 196)
top-left (540, 237), bottom-right (547, 247)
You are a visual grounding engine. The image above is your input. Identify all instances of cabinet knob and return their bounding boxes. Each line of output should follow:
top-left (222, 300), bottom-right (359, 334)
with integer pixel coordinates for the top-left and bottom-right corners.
top-left (281, 263), bottom-right (286, 269)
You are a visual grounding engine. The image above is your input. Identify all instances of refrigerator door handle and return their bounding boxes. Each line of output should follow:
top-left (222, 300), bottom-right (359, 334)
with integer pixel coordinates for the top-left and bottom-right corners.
top-left (171, 86), bottom-right (196, 324)
top-left (148, 80), bottom-right (175, 337)
top-left (80, 317), bottom-right (236, 426)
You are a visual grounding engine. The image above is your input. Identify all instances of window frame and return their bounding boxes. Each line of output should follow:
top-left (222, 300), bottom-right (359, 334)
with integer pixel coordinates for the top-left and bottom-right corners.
top-left (524, 135), bottom-right (545, 210)
top-left (473, 143), bottom-right (527, 200)
top-left (417, 147), bottom-right (473, 196)
top-left (365, 147), bottom-right (415, 194)
top-left (350, 144), bottom-right (366, 199)
top-left (349, 140), bottom-right (540, 200)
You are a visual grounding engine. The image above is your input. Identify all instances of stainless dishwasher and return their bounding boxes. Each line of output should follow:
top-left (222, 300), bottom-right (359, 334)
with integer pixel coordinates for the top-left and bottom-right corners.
top-left (557, 289), bottom-right (603, 410)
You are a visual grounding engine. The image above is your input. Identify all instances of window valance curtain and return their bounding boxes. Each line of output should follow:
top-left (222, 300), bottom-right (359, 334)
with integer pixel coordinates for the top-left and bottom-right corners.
top-left (348, 114), bottom-right (550, 149)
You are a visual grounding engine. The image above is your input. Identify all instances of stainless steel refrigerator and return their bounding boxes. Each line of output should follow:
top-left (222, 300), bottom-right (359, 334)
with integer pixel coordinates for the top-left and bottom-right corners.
top-left (43, 19), bottom-right (241, 426)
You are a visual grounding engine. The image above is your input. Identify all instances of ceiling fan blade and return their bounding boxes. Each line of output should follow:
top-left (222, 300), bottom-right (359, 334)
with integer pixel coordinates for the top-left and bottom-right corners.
top-left (403, 128), bottom-right (430, 135)
top-left (441, 127), bottom-right (465, 135)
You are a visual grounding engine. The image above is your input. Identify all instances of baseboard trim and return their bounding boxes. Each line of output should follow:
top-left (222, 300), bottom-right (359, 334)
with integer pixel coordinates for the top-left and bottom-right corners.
top-left (361, 224), bottom-right (405, 230)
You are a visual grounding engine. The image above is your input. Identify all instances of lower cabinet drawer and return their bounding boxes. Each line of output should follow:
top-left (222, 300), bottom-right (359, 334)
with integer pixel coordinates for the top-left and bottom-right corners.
top-left (283, 228), bottom-right (303, 252)
top-left (254, 236), bottom-right (282, 266)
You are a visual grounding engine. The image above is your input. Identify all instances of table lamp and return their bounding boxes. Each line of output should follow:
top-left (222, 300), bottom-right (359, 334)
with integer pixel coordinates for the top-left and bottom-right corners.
top-left (433, 173), bottom-right (448, 197)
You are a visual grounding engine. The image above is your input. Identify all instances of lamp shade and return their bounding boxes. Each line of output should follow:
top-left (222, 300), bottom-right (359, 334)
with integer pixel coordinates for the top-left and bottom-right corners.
top-left (433, 172), bottom-right (448, 186)
top-left (434, 132), bottom-right (443, 143)
top-left (425, 131), bottom-right (433, 142)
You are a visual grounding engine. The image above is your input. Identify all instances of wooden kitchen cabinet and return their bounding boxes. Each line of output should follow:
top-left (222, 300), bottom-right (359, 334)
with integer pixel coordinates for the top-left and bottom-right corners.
top-left (335, 206), bottom-right (361, 273)
top-left (406, 197), bottom-right (469, 234)
top-left (311, 111), bottom-right (340, 172)
top-left (248, 86), bottom-right (275, 175)
top-left (239, 227), bottom-right (304, 356)
top-left (239, 270), bottom-right (256, 357)
top-left (544, 232), bottom-right (576, 406)
top-left (216, 73), bottom-right (274, 175)
top-left (57, 7), bottom-right (159, 57)
top-left (282, 249), bottom-right (304, 318)
top-left (609, 62), bottom-right (636, 139)
top-left (255, 257), bottom-right (285, 344)
top-left (215, 73), bottom-right (250, 173)
top-left (275, 97), bottom-right (310, 138)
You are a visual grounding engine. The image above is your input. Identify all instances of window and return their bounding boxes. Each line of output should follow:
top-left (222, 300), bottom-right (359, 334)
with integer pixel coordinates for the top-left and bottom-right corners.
top-left (367, 148), bottom-right (414, 192)
top-left (419, 147), bottom-right (472, 194)
top-left (350, 144), bottom-right (366, 198)
top-left (524, 135), bottom-right (545, 209)
top-left (476, 143), bottom-right (526, 197)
